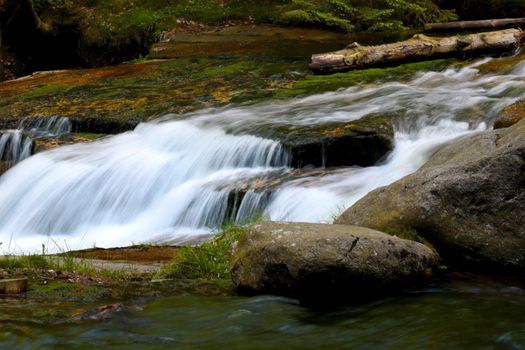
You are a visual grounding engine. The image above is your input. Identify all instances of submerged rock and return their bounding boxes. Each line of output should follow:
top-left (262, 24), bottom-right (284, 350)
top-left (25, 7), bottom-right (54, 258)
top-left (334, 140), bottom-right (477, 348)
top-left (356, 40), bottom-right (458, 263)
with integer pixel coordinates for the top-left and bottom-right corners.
top-left (231, 221), bottom-right (438, 301)
top-left (337, 118), bottom-right (525, 271)
top-left (258, 115), bottom-right (394, 168)
top-left (494, 100), bottom-right (525, 129)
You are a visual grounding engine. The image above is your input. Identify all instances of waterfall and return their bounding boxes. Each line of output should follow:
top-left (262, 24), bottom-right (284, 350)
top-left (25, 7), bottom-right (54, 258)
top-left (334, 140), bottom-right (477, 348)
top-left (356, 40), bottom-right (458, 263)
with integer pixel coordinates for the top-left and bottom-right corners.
top-left (0, 117), bottom-right (71, 171)
top-left (0, 59), bottom-right (524, 253)
top-left (0, 131), bottom-right (33, 166)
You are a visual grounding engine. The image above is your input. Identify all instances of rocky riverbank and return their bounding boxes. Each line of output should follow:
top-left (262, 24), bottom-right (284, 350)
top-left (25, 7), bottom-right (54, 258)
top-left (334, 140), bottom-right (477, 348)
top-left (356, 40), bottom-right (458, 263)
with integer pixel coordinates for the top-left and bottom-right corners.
top-left (337, 110), bottom-right (525, 273)
top-left (2, 22), bottom-right (525, 307)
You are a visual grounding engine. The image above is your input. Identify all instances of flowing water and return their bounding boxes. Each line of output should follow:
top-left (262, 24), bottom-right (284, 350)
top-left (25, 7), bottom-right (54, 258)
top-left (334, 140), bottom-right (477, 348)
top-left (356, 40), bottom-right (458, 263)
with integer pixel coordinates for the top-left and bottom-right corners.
top-left (0, 116), bottom-right (71, 169)
top-left (1, 58), bottom-right (524, 253)
top-left (1, 275), bottom-right (525, 349)
top-left (1, 36), bottom-right (525, 349)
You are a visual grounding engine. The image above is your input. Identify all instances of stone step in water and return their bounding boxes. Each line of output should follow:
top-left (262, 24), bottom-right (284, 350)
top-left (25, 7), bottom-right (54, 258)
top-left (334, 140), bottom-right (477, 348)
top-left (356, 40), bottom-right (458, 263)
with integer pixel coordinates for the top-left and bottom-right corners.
top-left (0, 278), bottom-right (28, 295)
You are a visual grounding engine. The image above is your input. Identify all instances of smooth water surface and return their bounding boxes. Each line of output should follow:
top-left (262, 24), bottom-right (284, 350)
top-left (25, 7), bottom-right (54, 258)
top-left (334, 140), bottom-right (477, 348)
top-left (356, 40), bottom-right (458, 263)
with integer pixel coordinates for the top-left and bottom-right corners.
top-left (2, 277), bottom-right (524, 349)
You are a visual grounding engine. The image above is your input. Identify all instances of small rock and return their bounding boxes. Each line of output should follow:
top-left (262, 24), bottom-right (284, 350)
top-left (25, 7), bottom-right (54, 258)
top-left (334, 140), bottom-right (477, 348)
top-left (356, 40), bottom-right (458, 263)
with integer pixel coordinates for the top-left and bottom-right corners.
top-left (72, 303), bottom-right (124, 321)
top-left (494, 100), bottom-right (525, 129)
top-left (0, 278), bottom-right (28, 295)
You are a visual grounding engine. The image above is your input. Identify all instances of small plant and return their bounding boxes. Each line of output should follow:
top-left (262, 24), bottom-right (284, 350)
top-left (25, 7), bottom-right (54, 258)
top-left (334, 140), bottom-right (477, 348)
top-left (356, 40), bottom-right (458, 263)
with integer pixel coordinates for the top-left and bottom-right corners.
top-left (156, 223), bottom-right (246, 280)
top-left (0, 254), bottom-right (51, 270)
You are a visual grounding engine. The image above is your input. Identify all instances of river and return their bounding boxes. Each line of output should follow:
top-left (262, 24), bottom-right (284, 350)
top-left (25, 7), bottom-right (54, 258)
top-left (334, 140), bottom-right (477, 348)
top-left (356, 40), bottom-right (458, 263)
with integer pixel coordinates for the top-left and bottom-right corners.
top-left (1, 32), bottom-right (525, 349)
top-left (0, 57), bottom-right (523, 253)
top-left (1, 274), bottom-right (525, 349)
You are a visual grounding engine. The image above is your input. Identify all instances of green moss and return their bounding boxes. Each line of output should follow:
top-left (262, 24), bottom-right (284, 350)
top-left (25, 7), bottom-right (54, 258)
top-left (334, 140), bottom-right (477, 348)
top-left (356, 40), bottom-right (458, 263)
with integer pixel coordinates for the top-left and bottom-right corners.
top-left (276, 59), bottom-right (454, 97)
top-left (18, 84), bottom-right (71, 100)
top-left (274, 0), bottom-right (457, 32)
top-left (73, 133), bottom-right (107, 141)
top-left (383, 227), bottom-right (435, 251)
top-left (476, 53), bottom-right (525, 74)
top-left (28, 279), bottom-right (78, 296)
top-left (156, 224), bottom-right (245, 280)
top-left (192, 62), bottom-right (253, 79)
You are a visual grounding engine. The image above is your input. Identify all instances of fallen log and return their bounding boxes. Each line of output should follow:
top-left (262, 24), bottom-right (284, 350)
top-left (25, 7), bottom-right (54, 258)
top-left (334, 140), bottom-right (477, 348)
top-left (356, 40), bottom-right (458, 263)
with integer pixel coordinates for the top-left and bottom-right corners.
top-left (310, 28), bottom-right (524, 74)
top-left (424, 18), bottom-right (525, 32)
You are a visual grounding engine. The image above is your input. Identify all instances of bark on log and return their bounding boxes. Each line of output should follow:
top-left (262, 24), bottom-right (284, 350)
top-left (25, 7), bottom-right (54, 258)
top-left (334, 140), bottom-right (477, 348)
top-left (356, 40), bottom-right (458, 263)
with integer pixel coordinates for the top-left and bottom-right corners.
top-left (310, 29), bottom-right (524, 74)
top-left (425, 18), bottom-right (525, 32)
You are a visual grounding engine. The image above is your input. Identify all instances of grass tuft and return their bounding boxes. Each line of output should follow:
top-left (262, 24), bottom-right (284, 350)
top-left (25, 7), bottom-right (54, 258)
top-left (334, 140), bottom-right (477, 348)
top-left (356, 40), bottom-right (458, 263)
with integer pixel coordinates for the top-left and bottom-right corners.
top-left (156, 224), bottom-right (245, 280)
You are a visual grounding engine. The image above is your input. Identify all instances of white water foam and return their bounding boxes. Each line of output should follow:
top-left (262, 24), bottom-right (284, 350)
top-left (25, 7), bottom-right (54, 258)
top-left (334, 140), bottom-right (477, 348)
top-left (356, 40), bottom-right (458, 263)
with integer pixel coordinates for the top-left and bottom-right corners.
top-left (0, 116), bottom-right (71, 169)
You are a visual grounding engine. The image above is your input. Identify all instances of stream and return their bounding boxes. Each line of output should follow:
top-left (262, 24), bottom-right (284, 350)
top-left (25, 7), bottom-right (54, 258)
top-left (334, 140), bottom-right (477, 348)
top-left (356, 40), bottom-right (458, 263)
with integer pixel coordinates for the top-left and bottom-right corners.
top-left (0, 58), bottom-right (523, 253)
top-left (1, 33), bottom-right (525, 348)
top-left (2, 275), bottom-right (525, 349)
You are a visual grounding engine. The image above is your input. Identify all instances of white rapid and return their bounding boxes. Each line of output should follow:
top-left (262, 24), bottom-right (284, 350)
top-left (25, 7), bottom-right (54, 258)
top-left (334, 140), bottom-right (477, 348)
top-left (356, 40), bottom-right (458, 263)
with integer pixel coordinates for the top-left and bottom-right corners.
top-left (0, 116), bottom-right (71, 168)
top-left (1, 59), bottom-right (524, 253)
top-left (0, 130), bottom-right (33, 166)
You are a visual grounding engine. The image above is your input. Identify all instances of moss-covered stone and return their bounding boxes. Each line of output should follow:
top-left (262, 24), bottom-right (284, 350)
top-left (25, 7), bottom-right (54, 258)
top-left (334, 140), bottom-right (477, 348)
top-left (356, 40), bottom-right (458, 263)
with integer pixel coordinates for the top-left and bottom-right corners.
top-left (476, 52), bottom-right (525, 74)
top-left (275, 59), bottom-right (454, 98)
top-left (255, 115), bottom-right (394, 168)
top-left (231, 221), bottom-right (439, 302)
top-left (337, 117), bottom-right (525, 272)
top-left (1, 28), bottom-right (458, 134)
top-left (494, 99), bottom-right (525, 129)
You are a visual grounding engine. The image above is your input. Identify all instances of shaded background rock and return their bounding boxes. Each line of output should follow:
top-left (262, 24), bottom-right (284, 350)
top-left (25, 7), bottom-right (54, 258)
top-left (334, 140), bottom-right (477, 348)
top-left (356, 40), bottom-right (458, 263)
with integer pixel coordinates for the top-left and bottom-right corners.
top-left (231, 221), bottom-right (439, 302)
top-left (337, 118), bottom-right (525, 272)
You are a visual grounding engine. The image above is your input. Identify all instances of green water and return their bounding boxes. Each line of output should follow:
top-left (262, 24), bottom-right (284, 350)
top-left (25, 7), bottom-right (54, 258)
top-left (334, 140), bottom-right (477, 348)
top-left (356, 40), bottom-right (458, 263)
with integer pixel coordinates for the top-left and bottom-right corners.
top-left (2, 277), bottom-right (524, 349)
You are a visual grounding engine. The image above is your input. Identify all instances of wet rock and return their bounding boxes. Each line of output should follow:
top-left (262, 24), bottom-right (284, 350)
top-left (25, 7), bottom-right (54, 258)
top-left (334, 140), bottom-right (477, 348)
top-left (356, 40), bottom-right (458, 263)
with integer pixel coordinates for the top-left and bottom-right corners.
top-left (258, 115), bottom-right (394, 168)
top-left (231, 221), bottom-right (439, 301)
top-left (0, 118), bottom-right (23, 130)
top-left (72, 303), bottom-right (125, 321)
top-left (0, 161), bottom-right (11, 175)
top-left (0, 278), bottom-right (28, 294)
top-left (70, 116), bottom-right (140, 134)
top-left (213, 168), bottom-right (351, 225)
top-left (494, 100), bottom-right (525, 129)
top-left (337, 117), bottom-right (525, 271)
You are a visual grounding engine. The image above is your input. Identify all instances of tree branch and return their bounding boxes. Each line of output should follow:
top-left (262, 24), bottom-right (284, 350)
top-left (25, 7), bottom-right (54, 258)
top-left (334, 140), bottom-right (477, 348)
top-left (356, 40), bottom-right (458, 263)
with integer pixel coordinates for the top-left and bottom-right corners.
top-left (25, 0), bottom-right (52, 32)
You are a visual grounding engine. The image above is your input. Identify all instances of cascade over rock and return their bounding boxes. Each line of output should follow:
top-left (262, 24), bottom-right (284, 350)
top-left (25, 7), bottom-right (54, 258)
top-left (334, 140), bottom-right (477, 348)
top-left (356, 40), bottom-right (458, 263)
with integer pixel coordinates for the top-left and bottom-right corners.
top-left (231, 221), bottom-right (439, 301)
top-left (336, 118), bottom-right (525, 271)
top-left (259, 115), bottom-right (394, 168)
top-left (1, 57), bottom-right (523, 253)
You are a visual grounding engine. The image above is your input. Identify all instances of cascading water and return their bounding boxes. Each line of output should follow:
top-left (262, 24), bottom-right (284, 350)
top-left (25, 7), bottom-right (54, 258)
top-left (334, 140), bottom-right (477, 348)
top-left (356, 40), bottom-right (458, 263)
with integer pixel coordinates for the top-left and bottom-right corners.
top-left (0, 116), bottom-right (71, 170)
top-left (0, 130), bottom-right (33, 166)
top-left (1, 59), bottom-right (524, 253)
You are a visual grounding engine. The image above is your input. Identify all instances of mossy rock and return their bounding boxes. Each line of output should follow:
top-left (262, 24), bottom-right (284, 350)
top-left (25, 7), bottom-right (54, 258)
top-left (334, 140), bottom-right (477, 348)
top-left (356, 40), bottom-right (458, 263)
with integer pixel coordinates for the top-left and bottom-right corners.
top-left (337, 118), bottom-right (525, 272)
top-left (231, 221), bottom-right (439, 302)
top-left (494, 100), bottom-right (525, 129)
top-left (254, 114), bottom-right (394, 168)
top-left (69, 116), bottom-right (141, 134)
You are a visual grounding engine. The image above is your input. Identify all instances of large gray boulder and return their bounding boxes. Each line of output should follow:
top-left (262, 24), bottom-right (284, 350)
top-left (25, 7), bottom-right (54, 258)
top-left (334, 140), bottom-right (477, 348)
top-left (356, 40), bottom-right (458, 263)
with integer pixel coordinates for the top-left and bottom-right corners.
top-left (337, 118), bottom-right (525, 271)
top-left (231, 221), bottom-right (439, 301)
